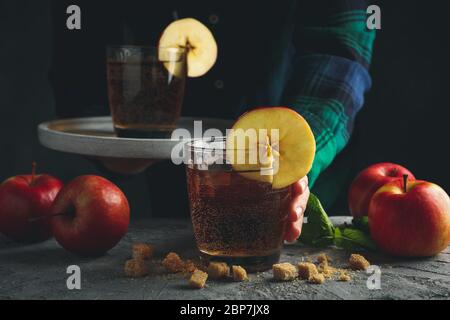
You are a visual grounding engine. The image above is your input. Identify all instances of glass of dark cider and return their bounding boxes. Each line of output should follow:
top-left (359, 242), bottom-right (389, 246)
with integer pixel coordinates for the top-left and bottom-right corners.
top-left (107, 46), bottom-right (187, 138)
top-left (185, 137), bottom-right (291, 272)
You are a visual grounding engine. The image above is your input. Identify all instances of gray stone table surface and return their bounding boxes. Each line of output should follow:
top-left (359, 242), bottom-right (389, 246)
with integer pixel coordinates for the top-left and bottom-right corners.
top-left (0, 217), bottom-right (449, 300)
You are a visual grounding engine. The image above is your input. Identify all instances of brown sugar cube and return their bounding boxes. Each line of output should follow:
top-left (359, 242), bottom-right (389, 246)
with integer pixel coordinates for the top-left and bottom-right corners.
top-left (318, 262), bottom-right (336, 278)
top-left (232, 266), bottom-right (249, 282)
top-left (339, 272), bottom-right (352, 282)
top-left (124, 259), bottom-right (149, 278)
top-left (183, 260), bottom-right (197, 273)
top-left (349, 254), bottom-right (370, 271)
top-left (308, 273), bottom-right (325, 284)
top-left (298, 262), bottom-right (318, 280)
top-left (317, 253), bottom-right (330, 264)
top-left (273, 263), bottom-right (298, 281)
top-left (207, 262), bottom-right (230, 279)
top-left (189, 269), bottom-right (208, 289)
top-left (162, 252), bottom-right (185, 273)
top-left (132, 243), bottom-right (155, 260)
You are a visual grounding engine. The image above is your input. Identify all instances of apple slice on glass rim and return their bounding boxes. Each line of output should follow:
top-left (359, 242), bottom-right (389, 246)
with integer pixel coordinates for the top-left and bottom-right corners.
top-left (226, 107), bottom-right (316, 189)
top-left (159, 18), bottom-right (218, 78)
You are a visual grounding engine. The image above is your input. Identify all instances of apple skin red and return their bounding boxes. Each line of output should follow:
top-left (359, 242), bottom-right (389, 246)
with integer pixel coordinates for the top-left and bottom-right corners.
top-left (0, 174), bottom-right (63, 243)
top-left (348, 163), bottom-right (415, 218)
top-left (51, 175), bottom-right (130, 256)
top-left (369, 180), bottom-right (450, 257)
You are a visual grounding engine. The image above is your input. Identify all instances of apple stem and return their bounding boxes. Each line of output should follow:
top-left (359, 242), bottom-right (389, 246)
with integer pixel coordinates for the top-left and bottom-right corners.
top-left (403, 174), bottom-right (408, 193)
top-left (31, 161), bottom-right (37, 184)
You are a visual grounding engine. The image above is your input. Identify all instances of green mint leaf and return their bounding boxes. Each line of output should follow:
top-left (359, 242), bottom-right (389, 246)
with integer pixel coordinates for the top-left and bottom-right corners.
top-left (334, 227), bottom-right (377, 251)
top-left (298, 193), bottom-right (335, 246)
top-left (298, 194), bottom-right (377, 251)
top-left (311, 236), bottom-right (335, 247)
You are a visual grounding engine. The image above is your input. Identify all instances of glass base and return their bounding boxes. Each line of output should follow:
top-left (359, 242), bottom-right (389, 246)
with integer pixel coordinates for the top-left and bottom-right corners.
top-left (199, 250), bottom-right (281, 273)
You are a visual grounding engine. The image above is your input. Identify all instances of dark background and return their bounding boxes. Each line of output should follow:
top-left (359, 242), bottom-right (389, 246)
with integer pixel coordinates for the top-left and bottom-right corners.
top-left (1, 0), bottom-right (449, 217)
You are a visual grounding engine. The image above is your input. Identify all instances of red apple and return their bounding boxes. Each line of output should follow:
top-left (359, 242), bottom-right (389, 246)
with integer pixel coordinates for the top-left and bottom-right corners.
top-left (369, 177), bottom-right (450, 257)
top-left (51, 175), bottom-right (130, 256)
top-left (348, 163), bottom-right (415, 218)
top-left (0, 163), bottom-right (63, 243)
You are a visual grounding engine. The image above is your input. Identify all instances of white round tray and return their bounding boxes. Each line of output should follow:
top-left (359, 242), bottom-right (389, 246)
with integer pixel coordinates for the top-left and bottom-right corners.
top-left (38, 116), bottom-right (232, 160)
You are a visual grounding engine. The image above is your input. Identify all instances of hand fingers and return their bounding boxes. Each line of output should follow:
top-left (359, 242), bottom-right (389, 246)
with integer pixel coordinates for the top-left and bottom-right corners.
top-left (286, 191), bottom-right (309, 241)
top-left (288, 200), bottom-right (303, 222)
top-left (288, 186), bottom-right (310, 222)
top-left (285, 177), bottom-right (310, 242)
top-left (284, 219), bottom-right (303, 242)
top-left (292, 176), bottom-right (309, 195)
